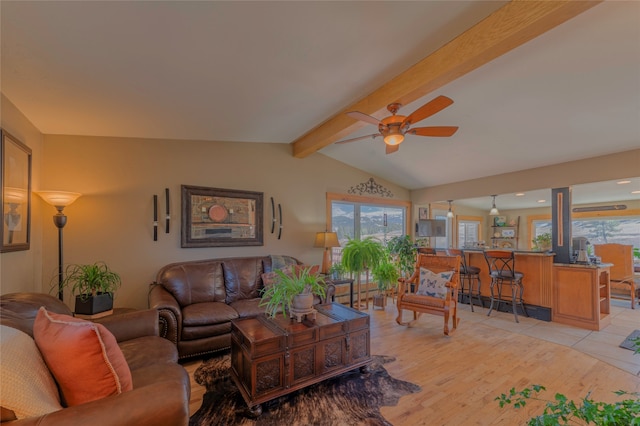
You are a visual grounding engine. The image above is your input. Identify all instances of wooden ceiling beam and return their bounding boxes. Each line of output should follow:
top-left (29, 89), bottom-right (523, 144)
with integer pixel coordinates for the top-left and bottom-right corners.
top-left (292, 0), bottom-right (601, 158)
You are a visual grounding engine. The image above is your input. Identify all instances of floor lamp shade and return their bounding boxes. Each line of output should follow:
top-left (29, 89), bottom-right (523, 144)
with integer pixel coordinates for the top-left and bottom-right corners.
top-left (314, 232), bottom-right (340, 274)
top-left (37, 191), bottom-right (82, 209)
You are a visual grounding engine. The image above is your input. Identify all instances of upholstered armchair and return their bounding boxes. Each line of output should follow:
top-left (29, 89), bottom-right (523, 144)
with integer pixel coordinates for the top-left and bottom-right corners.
top-left (396, 254), bottom-right (460, 335)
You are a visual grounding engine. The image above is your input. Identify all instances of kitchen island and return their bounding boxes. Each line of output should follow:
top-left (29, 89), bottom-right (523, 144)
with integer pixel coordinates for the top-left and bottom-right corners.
top-left (464, 249), bottom-right (555, 319)
top-left (461, 248), bottom-right (613, 329)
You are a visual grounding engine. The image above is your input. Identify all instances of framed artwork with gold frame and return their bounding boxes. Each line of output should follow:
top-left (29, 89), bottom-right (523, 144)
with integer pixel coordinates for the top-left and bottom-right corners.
top-left (181, 184), bottom-right (263, 248)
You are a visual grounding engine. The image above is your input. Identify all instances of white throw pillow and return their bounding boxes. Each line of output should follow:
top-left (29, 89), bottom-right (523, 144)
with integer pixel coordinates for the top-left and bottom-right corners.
top-left (416, 268), bottom-right (455, 299)
top-left (0, 325), bottom-right (63, 419)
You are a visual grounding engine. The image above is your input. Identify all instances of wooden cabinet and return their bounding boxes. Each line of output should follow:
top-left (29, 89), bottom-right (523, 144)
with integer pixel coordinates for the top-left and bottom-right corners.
top-left (552, 264), bottom-right (611, 330)
top-left (490, 216), bottom-right (519, 249)
top-left (230, 303), bottom-right (371, 411)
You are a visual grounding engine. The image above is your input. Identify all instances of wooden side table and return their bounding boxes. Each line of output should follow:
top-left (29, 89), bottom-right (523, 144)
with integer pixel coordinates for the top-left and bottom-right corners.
top-left (75, 307), bottom-right (136, 320)
top-left (327, 278), bottom-right (355, 307)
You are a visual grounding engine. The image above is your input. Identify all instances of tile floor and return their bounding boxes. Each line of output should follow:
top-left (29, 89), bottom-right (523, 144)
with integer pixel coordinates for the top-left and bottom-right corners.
top-left (455, 298), bottom-right (640, 375)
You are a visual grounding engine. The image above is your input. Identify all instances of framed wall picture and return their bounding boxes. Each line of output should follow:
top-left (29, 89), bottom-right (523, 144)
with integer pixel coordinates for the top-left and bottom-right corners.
top-left (1, 130), bottom-right (32, 252)
top-left (181, 184), bottom-right (264, 248)
top-left (501, 229), bottom-right (515, 238)
top-left (418, 207), bottom-right (429, 220)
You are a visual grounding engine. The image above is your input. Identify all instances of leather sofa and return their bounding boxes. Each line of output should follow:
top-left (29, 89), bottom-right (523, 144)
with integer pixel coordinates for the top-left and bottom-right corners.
top-left (0, 292), bottom-right (190, 425)
top-left (148, 255), bottom-right (335, 360)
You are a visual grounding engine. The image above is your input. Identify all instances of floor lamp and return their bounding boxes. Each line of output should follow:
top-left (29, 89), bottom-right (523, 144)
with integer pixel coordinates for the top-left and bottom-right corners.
top-left (37, 191), bottom-right (82, 301)
top-left (314, 231), bottom-right (340, 275)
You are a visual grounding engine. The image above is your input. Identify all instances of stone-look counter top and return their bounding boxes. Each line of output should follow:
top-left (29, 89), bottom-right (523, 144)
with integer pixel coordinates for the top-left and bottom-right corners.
top-left (461, 248), bottom-right (555, 256)
top-left (553, 262), bottom-right (613, 269)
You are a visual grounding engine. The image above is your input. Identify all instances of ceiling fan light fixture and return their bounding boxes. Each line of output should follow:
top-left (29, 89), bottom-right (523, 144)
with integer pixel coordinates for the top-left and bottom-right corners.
top-left (489, 195), bottom-right (499, 216)
top-left (384, 133), bottom-right (404, 146)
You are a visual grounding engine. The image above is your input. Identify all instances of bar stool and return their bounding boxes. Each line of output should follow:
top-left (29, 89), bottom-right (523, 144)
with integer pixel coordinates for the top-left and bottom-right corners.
top-left (447, 249), bottom-right (482, 311)
top-left (483, 250), bottom-right (528, 322)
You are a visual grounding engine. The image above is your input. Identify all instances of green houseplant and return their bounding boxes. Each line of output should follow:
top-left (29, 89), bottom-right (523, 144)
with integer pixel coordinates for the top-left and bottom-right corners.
top-left (328, 262), bottom-right (346, 280)
top-left (341, 237), bottom-right (385, 309)
top-left (58, 261), bottom-right (122, 315)
top-left (371, 252), bottom-right (400, 308)
top-left (387, 235), bottom-right (417, 278)
top-left (259, 266), bottom-right (326, 319)
top-left (532, 233), bottom-right (552, 251)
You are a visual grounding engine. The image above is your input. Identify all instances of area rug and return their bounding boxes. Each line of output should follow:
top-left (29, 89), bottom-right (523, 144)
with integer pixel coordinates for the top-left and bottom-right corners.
top-left (189, 354), bottom-right (421, 426)
top-left (619, 329), bottom-right (640, 351)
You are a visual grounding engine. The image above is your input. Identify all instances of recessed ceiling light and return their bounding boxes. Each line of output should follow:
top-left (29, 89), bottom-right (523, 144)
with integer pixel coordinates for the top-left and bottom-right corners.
top-left (617, 180), bottom-right (631, 185)
top-left (632, 190), bottom-right (640, 194)
top-left (537, 199), bottom-right (546, 203)
top-left (515, 193), bottom-right (525, 196)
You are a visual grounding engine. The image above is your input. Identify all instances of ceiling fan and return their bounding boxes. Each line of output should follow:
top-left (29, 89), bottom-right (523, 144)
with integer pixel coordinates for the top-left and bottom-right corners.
top-left (336, 95), bottom-right (458, 154)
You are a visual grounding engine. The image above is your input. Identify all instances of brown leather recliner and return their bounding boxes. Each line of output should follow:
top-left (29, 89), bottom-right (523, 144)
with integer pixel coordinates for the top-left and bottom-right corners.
top-left (0, 292), bottom-right (190, 425)
top-left (148, 255), bottom-right (335, 360)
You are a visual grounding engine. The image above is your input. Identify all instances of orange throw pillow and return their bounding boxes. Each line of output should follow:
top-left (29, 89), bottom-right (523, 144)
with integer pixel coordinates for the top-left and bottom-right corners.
top-left (33, 307), bottom-right (133, 407)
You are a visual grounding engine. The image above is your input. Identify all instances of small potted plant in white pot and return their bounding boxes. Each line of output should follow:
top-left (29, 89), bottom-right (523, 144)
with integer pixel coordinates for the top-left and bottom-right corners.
top-left (58, 261), bottom-right (122, 315)
top-left (260, 266), bottom-right (326, 319)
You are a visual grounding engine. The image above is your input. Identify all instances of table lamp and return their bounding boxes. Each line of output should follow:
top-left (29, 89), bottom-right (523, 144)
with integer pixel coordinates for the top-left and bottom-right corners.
top-left (314, 231), bottom-right (340, 275)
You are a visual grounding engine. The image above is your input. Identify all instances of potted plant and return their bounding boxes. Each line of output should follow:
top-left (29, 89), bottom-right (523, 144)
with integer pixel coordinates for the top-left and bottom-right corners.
top-left (371, 253), bottom-right (400, 308)
top-left (532, 233), bottom-right (552, 251)
top-left (341, 237), bottom-right (385, 309)
top-left (328, 262), bottom-right (346, 280)
top-left (58, 261), bottom-right (122, 315)
top-left (259, 266), bottom-right (326, 319)
top-left (387, 235), bottom-right (417, 278)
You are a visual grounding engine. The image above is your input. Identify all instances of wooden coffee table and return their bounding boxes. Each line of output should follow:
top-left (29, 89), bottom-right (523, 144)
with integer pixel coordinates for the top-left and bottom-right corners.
top-left (230, 302), bottom-right (371, 415)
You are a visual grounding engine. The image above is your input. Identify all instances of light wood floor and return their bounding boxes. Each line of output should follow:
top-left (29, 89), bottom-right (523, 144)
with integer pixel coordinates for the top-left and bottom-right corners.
top-left (184, 300), bottom-right (640, 425)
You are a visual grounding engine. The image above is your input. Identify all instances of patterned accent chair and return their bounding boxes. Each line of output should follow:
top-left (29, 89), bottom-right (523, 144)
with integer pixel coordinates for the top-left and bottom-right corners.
top-left (395, 254), bottom-right (460, 335)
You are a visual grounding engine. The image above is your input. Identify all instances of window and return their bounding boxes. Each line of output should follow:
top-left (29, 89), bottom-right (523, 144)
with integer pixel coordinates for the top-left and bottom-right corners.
top-left (331, 203), bottom-right (406, 244)
top-left (530, 210), bottom-right (640, 248)
top-left (458, 220), bottom-right (481, 248)
top-left (327, 193), bottom-right (411, 263)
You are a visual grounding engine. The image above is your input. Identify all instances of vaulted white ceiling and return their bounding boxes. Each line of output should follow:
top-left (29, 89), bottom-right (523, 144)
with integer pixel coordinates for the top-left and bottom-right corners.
top-left (2, 1), bottom-right (639, 207)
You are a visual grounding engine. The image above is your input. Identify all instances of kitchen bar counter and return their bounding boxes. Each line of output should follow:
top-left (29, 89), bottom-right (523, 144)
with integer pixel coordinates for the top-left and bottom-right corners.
top-left (465, 250), bottom-right (555, 309)
top-left (452, 249), bottom-right (614, 329)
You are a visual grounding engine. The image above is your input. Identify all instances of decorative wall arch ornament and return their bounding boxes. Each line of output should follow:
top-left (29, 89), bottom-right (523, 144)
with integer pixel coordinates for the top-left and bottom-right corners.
top-left (347, 178), bottom-right (393, 198)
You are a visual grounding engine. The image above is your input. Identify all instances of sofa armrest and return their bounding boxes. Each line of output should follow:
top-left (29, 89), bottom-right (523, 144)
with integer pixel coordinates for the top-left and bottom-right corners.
top-left (322, 283), bottom-right (336, 304)
top-left (148, 283), bottom-right (181, 345)
top-left (8, 379), bottom-right (189, 426)
top-left (94, 310), bottom-right (159, 342)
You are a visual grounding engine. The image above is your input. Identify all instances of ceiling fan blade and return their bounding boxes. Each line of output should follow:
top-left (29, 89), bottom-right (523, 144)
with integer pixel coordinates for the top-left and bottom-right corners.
top-left (409, 126), bottom-right (459, 137)
top-left (346, 111), bottom-right (381, 126)
top-left (335, 134), bottom-right (380, 144)
top-left (402, 95), bottom-right (454, 127)
top-left (385, 144), bottom-right (400, 155)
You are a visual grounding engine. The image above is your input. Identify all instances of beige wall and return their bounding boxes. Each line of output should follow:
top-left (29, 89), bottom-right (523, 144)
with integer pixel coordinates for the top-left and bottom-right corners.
top-left (411, 149), bottom-right (640, 205)
top-left (39, 135), bottom-right (409, 309)
top-left (2, 91), bottom-right (637, 309)
top-left (0, 95), bottom-right (45, 295)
